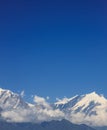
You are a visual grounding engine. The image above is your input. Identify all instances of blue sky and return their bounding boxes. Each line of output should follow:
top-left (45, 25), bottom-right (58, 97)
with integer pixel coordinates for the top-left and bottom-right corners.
top-left (0, 0), bottom-right (107, 101)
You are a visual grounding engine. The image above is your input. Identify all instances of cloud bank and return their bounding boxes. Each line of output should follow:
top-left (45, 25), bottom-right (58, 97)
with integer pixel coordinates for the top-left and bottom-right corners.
top-left (1, 95), bottom-right (64, 123)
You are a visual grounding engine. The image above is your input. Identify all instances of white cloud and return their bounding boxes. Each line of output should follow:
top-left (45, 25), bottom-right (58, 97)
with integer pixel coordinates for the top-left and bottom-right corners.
top-left (68, 111), bottom-right (107, 126)
top-left (46, 96), bottom-right (50, 100)
top-left (33, 95), bottom-right (51, 109)
top-left (1, 95), bottom-right (64, 123)
top-left (20, 91), bottom-right (25, 97)
top-left (33, 95), bottom-right (64, 122)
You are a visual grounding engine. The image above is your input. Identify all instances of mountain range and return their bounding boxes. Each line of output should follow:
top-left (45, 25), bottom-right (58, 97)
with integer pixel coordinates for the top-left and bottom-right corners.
top-left (0, 119), bottom-right (95, 130)
top-left (0, 88), bottom-right (107, 129)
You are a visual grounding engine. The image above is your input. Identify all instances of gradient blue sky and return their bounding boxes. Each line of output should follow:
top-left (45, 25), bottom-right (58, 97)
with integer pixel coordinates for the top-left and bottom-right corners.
top-left (0, 0), bottom-right (107, 101)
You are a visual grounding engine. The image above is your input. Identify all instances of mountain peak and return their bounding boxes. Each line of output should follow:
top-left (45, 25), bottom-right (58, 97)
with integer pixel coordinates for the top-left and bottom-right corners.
top-left (88, 91), bottom-right (97, 95)
top-left (86, 91), bottom-right (100, 97)
top-left (0, 88), bottom-right (28, 110)
top-left (0, 88), bottom-right (15, 95)
top-left (0, 88), bottom-right (6, 93)
top-left (0, 88), bottom-right (9, 91)
top-left (83, 91), bottom-right (107, 104)
top-left (55, 95), bottom-right (78, 105)
top-left (72, 91), bottom-right (107, 111)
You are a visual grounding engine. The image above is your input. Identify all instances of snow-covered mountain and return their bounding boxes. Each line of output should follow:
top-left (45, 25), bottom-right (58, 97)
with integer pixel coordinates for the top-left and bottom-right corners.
top-left (0, 88), bottom-right (29, 110)
top-left (0, 88), bottom-right (63, 123)
top-left (54, 92), bottom-right (107, 126)
top-left (0, 88), bottom-right (107, 127)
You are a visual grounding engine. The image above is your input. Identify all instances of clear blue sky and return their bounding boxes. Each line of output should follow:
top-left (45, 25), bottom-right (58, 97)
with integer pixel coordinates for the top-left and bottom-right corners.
top-left (0, 0), bottom-right (107, 101)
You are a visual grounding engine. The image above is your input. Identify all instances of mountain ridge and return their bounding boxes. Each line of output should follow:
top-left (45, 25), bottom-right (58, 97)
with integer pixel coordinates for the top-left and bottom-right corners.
top-left (0, 119), bottom-right (95, 130)
top-left (0, 88), bottom-right (107, 127)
